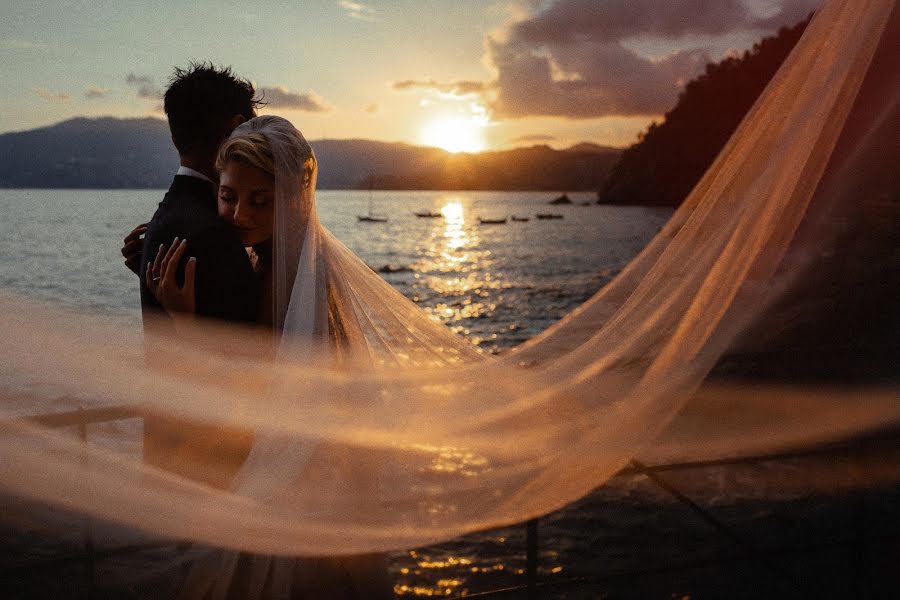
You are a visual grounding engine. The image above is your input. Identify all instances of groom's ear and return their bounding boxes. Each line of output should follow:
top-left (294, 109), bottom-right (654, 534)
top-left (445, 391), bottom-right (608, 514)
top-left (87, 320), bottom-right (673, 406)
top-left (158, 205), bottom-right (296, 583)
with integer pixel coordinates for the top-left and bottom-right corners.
top-left (228, 114), bottom-right (247, 132)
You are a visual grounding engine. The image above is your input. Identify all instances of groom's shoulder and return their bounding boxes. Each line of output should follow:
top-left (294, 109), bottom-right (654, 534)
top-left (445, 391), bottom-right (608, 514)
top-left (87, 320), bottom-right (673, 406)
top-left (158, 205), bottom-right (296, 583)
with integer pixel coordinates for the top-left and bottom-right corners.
top-left (142, 176), bottom-right (247, 260)
top-left (148, 183), bottom-right (227, 239)
top-left (145, 204), bottom-right (240, 253)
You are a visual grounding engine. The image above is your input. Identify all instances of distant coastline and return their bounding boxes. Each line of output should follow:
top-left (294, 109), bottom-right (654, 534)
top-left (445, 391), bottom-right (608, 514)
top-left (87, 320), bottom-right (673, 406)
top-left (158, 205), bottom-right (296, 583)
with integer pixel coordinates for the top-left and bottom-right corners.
top-left (0, 117), bottom-right (620, 193)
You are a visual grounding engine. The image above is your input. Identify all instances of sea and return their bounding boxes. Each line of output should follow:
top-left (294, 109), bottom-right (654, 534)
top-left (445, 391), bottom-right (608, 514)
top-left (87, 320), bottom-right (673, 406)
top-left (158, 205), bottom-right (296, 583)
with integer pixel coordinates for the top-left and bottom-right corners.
top-left (0, 189), bottom-right (670, 353)
top-left (1, 189), bottom-right (894, 599)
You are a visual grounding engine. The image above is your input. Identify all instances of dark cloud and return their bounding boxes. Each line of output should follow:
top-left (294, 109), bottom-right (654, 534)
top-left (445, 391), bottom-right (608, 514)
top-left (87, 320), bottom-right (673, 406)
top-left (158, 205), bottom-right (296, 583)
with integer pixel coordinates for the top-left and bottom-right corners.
top-left (488, 34), bottom-right (708, 118)
top-left (511, 0), bottom-right (748, 46)
top-left (126, 73), bottom-right (163, 101)
top-left (393, 79), bottom-right (486, 96)
top-left (125, 73), bottom-right (153, 86)
top-left (258, 86), bottom-right (332, 112)
top-left (486, 0), bottom-right (819, 119)
top-left (34, 87), bottom-right (70, 102)
top-left (84, 87), bottom-right (108, 99)
top-left (511, 134), bottom-right (556, 143)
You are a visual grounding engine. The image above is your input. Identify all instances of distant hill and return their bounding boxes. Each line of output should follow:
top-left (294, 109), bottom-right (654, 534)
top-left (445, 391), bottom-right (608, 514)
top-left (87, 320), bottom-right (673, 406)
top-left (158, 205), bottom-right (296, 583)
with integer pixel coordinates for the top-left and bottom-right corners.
top-left (564, 142), bottom-right (615, 154)
top-left (598, 17), bottom-right (810, 206)
top-left (0, 118), bottom-right (620, 191)
top-left (355, 142), bottom-right (620, 191)
top-left (0, 117), bottom-right (177, 189)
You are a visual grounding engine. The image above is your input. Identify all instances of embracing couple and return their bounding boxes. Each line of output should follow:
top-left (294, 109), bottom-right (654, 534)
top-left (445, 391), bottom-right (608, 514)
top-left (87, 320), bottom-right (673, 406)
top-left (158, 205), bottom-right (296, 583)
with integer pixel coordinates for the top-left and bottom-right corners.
top-left (121, 63), bottom-right (395, 599)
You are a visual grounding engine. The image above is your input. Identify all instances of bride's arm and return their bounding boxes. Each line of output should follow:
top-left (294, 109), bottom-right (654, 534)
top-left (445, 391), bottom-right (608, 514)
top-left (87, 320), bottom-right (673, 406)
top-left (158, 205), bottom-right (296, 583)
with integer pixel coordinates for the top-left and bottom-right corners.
top-left (147, 240), bottom-right (273, 360)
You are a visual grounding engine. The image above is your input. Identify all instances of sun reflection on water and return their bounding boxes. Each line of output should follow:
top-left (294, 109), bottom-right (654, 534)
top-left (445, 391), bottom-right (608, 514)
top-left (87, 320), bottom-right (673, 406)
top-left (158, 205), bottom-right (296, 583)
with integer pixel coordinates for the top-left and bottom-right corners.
top-left (392, 545), bottom-right (566, 597)
top-left (440, 200), bottom-right (464, 225)
top-left (411, 197), bottom-right (501, 345)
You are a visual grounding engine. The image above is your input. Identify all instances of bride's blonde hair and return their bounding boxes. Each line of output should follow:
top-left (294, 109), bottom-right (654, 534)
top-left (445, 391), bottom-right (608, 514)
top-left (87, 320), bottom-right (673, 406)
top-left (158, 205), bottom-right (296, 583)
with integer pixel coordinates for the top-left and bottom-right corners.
top-left (216, 122), bottom-right (316, 189)
top-left (215, 131), bottom-right (275, 177)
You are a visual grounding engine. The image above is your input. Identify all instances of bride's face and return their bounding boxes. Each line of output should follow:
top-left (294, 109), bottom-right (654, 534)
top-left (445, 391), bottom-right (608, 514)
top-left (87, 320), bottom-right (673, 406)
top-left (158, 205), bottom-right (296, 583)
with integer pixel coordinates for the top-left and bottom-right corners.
top-left (217, 160), bottom-right (276, 247)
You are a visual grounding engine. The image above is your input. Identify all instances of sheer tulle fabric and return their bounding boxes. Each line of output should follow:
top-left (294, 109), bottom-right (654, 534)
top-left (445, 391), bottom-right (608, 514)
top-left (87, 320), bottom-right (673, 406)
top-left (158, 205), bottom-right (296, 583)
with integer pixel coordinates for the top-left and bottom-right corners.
top-left (0, 0), bottom-right (898, 574)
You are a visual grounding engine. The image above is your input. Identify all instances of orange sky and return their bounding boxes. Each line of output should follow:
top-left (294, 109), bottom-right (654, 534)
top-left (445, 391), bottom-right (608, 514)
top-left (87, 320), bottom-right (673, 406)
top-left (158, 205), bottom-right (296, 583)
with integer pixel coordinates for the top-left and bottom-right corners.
top-left (1, 0), bottom-right (818, 151)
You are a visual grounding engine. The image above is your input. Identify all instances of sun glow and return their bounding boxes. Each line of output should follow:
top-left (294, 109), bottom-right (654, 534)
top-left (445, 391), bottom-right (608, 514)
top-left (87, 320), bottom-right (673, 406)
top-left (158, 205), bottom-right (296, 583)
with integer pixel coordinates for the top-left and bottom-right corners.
top-left (440, 200), bottom-right (464, 222)
top-left (421, 115), bottom-right (488, 153)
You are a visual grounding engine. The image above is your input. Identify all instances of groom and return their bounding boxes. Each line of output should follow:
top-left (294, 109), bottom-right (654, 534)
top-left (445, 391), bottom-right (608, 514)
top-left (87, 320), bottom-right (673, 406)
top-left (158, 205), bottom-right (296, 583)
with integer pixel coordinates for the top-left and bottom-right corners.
top-left (139, 62), bottom-right (259, 323)
top-left (136, 62), bottom-right (261, 484)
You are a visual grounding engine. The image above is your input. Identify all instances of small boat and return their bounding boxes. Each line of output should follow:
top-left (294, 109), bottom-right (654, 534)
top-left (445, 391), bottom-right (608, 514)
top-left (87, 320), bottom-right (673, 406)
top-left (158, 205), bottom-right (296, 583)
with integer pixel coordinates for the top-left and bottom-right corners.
top-left (358, 189), bottom-right (388, 222)
top-left (414, 210), bottom-right (442, 218)
top-left (511, 215), bottom-right (530, 222)
top-left (478, 216), bottom-right (508, 225)
top-left (376, 264), bottom-right (412, 274)
top-left (536, 213), bottom-right (564, 219)
top-left (549, 193), bottom-right (572, 205)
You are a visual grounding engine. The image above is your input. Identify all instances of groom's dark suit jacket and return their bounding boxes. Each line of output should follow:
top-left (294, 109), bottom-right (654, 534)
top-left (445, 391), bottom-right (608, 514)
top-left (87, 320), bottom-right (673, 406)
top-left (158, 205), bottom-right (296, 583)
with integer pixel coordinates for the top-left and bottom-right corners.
top-left (140, 174), bottom-right (259, 487)
top-left (139, 174), bottom-right (258, 323)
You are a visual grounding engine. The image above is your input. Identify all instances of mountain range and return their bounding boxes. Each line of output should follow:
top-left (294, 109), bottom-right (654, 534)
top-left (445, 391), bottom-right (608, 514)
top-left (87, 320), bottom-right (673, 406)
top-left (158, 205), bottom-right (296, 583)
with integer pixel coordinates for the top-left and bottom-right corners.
top-left (0, 117), bottom-right (620, 191)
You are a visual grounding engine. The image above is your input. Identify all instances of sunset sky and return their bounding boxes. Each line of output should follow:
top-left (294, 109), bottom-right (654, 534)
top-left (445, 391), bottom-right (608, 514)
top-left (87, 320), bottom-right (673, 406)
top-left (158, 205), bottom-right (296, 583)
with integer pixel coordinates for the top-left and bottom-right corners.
top-left (2, 0), bottom-right (819, 152)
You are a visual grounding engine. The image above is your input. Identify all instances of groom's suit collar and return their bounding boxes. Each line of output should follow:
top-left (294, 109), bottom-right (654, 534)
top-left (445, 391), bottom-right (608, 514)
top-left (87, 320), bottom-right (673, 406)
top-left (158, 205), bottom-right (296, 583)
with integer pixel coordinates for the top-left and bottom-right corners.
top-left (168, 173), bottom-right (217, 212)
top-left (176, 165), bottom-right (216, 186)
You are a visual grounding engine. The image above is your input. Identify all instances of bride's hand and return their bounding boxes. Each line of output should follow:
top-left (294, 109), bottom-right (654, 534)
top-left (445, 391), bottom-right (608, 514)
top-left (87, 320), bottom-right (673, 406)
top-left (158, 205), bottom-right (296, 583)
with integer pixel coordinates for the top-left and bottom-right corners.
top-left (121, 222), bottom-right (148, 276)
top-left (146, 237), bottom-right (197, 314)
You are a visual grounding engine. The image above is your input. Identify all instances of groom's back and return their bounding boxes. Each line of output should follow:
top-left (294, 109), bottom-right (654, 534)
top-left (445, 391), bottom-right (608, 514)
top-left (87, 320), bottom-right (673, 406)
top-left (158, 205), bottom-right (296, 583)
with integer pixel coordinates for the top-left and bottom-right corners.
top-left (141, 63), bottom-right (260, 326)
top-left (139, 174), bottom-right (258, 324)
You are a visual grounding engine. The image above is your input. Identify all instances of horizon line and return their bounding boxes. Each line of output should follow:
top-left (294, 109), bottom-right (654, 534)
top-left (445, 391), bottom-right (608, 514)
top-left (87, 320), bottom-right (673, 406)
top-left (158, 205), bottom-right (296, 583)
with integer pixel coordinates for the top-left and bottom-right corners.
top-left (0, 114), bottom-right (631, 153)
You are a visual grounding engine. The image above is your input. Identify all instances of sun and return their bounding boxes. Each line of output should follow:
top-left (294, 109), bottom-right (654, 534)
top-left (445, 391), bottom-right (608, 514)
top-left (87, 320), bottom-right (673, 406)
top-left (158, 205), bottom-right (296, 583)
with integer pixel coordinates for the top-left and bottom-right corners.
top-left (421, 115), bottom-right (487, 153)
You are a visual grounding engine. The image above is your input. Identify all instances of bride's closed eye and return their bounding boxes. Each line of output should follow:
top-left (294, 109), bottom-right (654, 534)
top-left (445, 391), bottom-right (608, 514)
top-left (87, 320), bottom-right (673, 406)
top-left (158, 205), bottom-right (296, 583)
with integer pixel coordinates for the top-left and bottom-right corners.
top-left (251, 193), bottom-right (273, 207)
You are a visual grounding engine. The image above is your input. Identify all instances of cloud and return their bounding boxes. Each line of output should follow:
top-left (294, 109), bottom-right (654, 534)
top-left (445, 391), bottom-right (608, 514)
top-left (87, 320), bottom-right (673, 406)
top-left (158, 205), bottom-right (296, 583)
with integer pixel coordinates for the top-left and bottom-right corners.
top-left (488, 34), bottom-right (708, 118)
top-left (3, 38), bottom-right (48, 51)
top-left (393, 79), bottom-right (486, 96)
top-left (258, 86), bottom-right (332, 112)
top-left (338, 0), bottom-right (375, 21)
top-left (511, 134), bottom-right (556, 143)
top-left (84, 87), bottom-right (109, 99)
top-left (753, 0), bottom-right (820, 29)
top-left (33, 87), bottom-right (70, 102)
top-left (126, 73), bottom-right (163, 101)
top-left (485, 0), bottom-right (818, 119)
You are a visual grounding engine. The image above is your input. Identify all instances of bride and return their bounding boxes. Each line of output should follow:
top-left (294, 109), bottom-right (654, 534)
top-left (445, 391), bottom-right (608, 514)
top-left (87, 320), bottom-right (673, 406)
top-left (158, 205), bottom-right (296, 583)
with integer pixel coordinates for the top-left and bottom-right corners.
top-left (145, 116), bottom-right (329, 338)
top-left (138, 115), bottom-right (397, 599)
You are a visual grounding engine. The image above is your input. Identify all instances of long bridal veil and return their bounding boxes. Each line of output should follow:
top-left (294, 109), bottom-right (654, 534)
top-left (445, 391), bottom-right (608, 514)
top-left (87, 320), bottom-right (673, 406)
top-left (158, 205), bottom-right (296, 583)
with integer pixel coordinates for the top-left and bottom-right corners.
top-left (1, 0), bottom-right (898, 577)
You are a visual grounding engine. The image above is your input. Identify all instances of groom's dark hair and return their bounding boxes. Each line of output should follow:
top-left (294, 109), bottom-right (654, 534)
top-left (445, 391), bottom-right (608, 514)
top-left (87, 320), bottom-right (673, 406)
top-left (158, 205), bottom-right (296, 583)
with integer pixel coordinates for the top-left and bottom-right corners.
top-left (163, 62), bottom-right (261, 157)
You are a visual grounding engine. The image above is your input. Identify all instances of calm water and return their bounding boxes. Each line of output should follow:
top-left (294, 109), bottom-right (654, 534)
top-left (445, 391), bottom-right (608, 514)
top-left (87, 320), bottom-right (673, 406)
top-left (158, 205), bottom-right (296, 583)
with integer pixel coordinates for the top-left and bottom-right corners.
top-left (0, 189), bottom-right (670, 353)
top-left (3, 190), bottom-right (888, 598)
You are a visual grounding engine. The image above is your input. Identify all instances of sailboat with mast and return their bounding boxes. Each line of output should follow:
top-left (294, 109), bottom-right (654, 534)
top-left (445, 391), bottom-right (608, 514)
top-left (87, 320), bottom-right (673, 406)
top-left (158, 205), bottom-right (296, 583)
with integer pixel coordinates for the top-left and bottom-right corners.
top-left (357, 183), bottom-right (388, 223)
